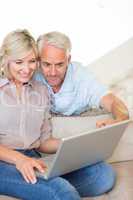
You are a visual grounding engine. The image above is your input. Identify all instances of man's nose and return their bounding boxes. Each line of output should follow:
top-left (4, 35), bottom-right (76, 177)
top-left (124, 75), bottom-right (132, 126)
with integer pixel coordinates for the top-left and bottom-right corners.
top-left (50, 65), bottom-right (56, 76)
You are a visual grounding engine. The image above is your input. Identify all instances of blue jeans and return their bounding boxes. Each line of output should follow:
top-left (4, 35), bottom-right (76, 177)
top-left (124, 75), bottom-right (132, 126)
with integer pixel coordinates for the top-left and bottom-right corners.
top-left (0, 149), bottom-right (116, 199)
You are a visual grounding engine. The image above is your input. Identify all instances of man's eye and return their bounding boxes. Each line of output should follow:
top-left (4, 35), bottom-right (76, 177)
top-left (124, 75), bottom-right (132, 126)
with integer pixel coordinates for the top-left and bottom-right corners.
top-left (59, 63), bottom-right (64, 67)
top-left (42, 62), bottom-right (50, 67)
top-left (57, 63), bottom-right (64, 68)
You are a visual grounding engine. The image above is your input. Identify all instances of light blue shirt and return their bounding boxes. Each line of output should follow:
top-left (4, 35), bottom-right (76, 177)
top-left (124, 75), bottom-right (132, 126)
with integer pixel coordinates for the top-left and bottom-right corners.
top-left (34, 62), bottom-right (108, 115)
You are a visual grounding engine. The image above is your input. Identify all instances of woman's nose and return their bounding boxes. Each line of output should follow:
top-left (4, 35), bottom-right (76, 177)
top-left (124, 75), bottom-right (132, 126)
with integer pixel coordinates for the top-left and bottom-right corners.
top-left (22, 65), bottom-right (30, 73)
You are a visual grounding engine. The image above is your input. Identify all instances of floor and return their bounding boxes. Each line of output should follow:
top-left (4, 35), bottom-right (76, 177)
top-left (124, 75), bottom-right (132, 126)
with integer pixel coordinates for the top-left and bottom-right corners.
top-left (0, 161), bottom-right (133, 200)
top-left (84, 161), bottom-right (133, 200)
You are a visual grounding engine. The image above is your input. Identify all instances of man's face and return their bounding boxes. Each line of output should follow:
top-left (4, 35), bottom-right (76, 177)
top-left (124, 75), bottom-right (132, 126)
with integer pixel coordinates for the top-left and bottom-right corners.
top-left (40, 45), bottom-right (70, 92)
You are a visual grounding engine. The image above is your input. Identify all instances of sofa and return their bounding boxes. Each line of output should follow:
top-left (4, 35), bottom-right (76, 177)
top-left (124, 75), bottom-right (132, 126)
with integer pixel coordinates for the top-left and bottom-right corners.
top-left (1, 38), bottom-right (133, 199)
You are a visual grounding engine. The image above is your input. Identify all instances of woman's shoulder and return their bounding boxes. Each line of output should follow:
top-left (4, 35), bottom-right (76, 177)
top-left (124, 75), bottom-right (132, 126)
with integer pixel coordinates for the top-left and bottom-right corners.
top-left (0, 78), bottom-right (9, 89)
top-left (29, 80), bottom-right (50, 107)
top-left (30, 79), bottom-right (49, 94)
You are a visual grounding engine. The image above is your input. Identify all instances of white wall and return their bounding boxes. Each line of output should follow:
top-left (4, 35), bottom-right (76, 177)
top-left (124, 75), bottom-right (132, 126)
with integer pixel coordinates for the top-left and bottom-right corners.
top-left (0, 0), bottom-right (133, 65)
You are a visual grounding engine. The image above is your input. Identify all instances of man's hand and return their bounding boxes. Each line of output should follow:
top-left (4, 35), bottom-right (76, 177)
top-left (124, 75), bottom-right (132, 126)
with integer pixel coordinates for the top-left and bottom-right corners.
top-left (16, 156), bottom-right (47, 184)
top-left (96, 118), bottom-right (120, 128)
top-left (100, 93), bottom-right (129, 121)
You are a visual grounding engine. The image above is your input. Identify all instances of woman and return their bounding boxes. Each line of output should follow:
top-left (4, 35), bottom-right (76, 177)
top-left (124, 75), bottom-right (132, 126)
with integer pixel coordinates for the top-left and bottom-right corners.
top-left (0, 29), bottom-right (81, 200)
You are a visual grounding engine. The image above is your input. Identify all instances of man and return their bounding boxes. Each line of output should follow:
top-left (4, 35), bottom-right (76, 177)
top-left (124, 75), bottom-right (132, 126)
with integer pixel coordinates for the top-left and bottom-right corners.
top-left (35, 31), bottom-right (129, 197)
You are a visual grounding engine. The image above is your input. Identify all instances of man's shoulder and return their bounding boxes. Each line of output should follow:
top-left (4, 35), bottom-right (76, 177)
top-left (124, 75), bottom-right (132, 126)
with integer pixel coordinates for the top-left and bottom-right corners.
top-left (71, 61), bottom-right (85, 71)
top-left (71, 61), bottom-right (94, 81)
top-left (33, 71), bottom-right (44, 81)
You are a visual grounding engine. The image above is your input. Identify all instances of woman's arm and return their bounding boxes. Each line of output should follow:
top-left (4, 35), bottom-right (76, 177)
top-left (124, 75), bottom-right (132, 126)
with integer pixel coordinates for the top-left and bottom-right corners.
top-left (0, 144), bottom-right (46, 184)
top-left (0, 144), bottom-right (27, 164)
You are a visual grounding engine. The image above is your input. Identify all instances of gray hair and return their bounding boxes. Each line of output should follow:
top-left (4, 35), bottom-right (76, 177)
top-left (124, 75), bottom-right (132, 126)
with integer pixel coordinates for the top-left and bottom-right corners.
top-left (37, 31), bottom-right (72, 56)
top-left (0, 29), bottom-right (38, 78)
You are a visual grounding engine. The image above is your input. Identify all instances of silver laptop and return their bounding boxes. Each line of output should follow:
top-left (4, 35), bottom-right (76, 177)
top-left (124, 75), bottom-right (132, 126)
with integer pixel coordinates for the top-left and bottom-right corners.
top-left (37, 119), bottom-right (131, 179)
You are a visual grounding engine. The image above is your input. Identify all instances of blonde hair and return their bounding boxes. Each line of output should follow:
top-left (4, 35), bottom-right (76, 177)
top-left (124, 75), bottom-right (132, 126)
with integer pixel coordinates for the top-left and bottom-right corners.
top-left (37, 31), bottom-right (72, 56)
top-left (0, 29), bottom-right (38, 78)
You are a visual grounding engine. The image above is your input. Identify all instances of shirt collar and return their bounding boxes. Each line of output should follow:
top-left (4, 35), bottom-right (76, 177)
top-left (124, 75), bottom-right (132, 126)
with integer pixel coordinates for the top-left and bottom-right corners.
top-left (0, 78), bottom-right (9, 87)
top-left (0, 78), bottom-right (33, 88)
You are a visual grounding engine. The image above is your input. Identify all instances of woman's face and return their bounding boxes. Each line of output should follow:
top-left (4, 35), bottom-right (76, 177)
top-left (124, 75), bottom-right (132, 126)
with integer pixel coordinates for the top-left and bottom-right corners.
top-left (8, 50), bottom-right (37, 84)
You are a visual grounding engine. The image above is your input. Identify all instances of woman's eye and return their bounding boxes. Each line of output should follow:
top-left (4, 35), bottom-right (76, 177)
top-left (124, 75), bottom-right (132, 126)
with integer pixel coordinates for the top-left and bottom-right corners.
top-left (29, 59), bottom-right (36, 63)
top-left (15, 61), bottom-right (23, 64)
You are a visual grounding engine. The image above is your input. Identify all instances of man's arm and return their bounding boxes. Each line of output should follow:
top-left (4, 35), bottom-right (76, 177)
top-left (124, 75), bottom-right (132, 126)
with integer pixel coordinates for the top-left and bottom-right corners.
top-left (96, 93), bottom-right (129, 128)
top-left (38, 137), bottom-right (61, 154)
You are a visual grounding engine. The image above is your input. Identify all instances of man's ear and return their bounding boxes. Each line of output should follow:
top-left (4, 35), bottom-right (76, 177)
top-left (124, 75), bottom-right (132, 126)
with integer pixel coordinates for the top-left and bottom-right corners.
top-left (68, 55), bottom-right (71, 63)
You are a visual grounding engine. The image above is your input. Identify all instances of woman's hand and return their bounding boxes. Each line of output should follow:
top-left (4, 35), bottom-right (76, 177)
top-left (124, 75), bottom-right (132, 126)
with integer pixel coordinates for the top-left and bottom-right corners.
top-left (0, 145), bottom-right (47, 184)
top-left (15, 155), bottom-right (47, 184)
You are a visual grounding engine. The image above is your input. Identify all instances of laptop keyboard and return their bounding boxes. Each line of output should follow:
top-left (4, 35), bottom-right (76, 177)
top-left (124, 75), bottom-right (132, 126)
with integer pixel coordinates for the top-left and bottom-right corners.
top-left (36, 154), bottom-right (56, 179)
top-left (41, 154), bottom-right (56, 168)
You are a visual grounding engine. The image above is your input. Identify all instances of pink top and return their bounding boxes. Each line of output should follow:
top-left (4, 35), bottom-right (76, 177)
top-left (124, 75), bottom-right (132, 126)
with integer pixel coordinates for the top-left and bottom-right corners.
top-left (0, 78), bottom-right (52, 149)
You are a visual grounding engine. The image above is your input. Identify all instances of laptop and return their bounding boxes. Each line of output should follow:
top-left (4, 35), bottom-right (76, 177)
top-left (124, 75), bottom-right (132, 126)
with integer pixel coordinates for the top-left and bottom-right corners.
top-left (37, 119), bottom-right (131, 179)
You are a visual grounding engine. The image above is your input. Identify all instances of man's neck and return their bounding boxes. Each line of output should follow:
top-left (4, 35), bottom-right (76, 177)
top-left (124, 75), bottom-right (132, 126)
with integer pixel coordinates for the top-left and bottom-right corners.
top-left (52, 86), bottom-right (61, 93)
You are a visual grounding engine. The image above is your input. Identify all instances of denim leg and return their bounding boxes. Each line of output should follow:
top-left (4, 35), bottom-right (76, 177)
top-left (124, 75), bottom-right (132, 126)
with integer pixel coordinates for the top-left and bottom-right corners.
top-left (0, 151), bottom-right (81, 200)
top-left (62, 161), bottom-right (116, 197)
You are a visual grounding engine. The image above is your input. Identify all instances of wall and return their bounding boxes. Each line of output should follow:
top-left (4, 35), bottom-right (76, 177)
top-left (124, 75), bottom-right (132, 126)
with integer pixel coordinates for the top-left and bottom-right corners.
top-left (0, 0), bottom-right (132, 65)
